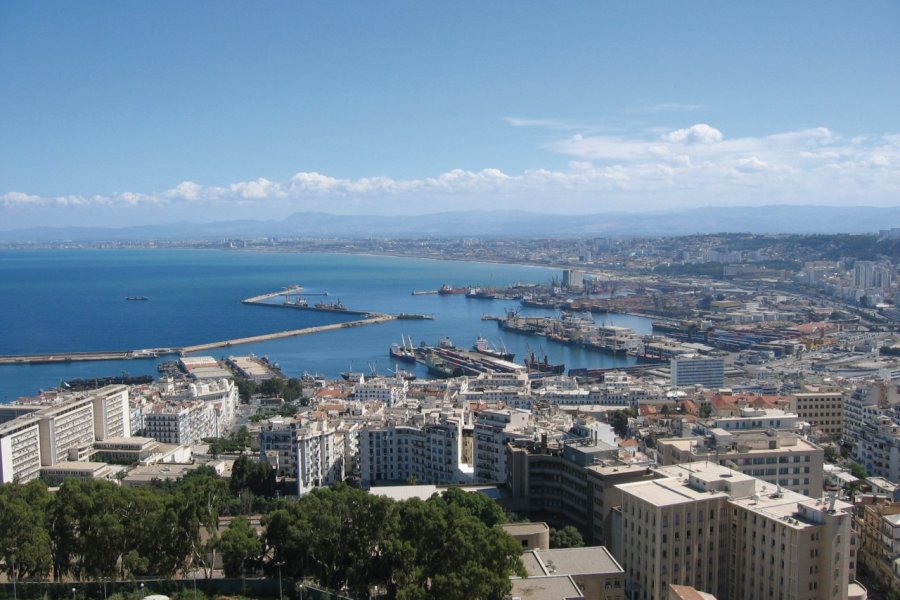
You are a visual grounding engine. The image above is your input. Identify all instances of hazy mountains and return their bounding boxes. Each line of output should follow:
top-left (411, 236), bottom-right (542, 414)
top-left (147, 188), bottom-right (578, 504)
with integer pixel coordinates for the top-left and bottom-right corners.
top-left (1, 205), bottom-right (898, 242)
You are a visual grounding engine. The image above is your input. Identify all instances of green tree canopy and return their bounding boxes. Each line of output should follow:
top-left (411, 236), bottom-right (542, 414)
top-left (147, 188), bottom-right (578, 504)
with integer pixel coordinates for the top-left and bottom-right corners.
top-left (550, 525), bottom-right (585, 549)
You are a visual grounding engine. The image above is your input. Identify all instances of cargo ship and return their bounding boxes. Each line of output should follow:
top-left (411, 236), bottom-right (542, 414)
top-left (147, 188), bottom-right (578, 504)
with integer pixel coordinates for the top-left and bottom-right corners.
top-left (438, 284), bottom-right (470, 295)
top-left (472, 336), bottom-right (515, 361)
top-left (389, 336), bottom-right (417, 363)
top-left (525, 351), bottom-right (565, 374)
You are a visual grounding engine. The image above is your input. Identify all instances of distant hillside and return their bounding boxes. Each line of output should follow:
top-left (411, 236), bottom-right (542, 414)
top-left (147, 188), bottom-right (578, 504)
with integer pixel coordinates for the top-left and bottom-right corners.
top-left (1, 205), bottom-right (899, 242)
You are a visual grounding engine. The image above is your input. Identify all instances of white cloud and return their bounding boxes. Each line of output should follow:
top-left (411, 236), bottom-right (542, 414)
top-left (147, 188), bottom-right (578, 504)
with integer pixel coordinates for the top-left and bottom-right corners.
top-left (662, 123), bottom-right (723, 144)
top-left (3, 124), bottom-right (899, 218)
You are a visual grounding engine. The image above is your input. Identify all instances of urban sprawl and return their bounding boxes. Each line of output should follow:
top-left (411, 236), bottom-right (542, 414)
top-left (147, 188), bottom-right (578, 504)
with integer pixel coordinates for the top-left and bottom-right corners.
top-left (4, 231), bottom-right (900, 600)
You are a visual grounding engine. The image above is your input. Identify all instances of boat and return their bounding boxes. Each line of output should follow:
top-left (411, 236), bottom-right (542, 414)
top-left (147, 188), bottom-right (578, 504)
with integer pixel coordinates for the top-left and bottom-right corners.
top-left (341, 371), bottom-right (365, 382)
top-left (391, 367), bottom-right (417, 381)
top-left (411, 290), bottom-right (438, 295)
top-left (438, 284), bottom-right (470, 295)
top-left (283, 297), bottom-right (309, 308)
top-left (423, 353), bottom-right (462, 378)
top-left (438, 336), bottom-right (455, 349)
top-left (472, 336), bottom-right (515, 361)
top-left (125, 296), bottom-right (149, 301)
top-left (315, 300), bottom-right (347, 311)
top-left (396, 313), bottom-right (435, 320)
top-left (482, 314), bottom-right (502, 321)
top-left (524, 351), bottom-right (564, 374)
top-left (389, 336), bottom-right (417, 363)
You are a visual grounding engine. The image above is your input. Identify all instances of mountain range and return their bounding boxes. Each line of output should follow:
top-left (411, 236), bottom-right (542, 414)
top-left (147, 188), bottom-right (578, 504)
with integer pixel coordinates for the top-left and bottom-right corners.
top-left (1, 205), bottom-right (898, 242)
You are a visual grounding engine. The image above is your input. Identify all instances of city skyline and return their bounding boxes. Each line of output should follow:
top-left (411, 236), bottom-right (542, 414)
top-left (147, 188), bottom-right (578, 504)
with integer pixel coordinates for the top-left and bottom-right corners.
top-left (1, 1), bottom-right (899, 230)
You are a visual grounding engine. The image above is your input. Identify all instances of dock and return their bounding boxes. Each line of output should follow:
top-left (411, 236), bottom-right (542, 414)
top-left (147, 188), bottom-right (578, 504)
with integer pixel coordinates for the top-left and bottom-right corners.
top-left (180, 313), bottom-right (395, 353)
top-left (241, 285), bottom-right (304, 304)
top-left (0, 348), bottom-right (178, 365)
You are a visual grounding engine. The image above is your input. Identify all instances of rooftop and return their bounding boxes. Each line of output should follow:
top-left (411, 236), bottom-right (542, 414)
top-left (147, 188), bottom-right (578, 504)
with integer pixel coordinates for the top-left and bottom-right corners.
top-left (528, 546), bottom-right (624, 577)
top-left (508, 575), bottom-right (584, 600)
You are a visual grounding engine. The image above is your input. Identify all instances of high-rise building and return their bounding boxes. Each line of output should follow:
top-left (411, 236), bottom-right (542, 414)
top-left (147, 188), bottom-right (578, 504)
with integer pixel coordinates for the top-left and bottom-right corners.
top-left (0, 415), bottom-right (41, 483)
top-left (473, 409), bottom-right (532, 483)
top-left (617, 463), bottom-right (855, 600)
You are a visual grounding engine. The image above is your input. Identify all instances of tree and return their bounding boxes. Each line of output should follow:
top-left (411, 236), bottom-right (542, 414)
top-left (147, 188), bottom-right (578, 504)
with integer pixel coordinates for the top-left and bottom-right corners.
top-left (429, 487), bottom-right (506, 527)
top-left (0, 480), bottom-right (53, 581)
top-left (550, 526), bottom-right (585, 549)
top-left (699, 403), bottom-right (712, 419)
top-left (824, 445), bottom-right (839, 463)
top-left (849, 462), bottom-right (868, 480)
top-left (218, 517), bottom-right (262, 578)
top-left (610, 409), bottom-right (633, 438)
top-left (230, 454), bottom-right (276, 498)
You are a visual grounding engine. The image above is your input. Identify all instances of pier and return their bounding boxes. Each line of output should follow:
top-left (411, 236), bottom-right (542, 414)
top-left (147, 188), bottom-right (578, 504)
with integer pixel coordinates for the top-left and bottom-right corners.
top-left (180, 313), bottom-right (395, 353)
top-left (0, 348), bottom-right (178, 365)
top-left (241, 285), bottom-right (304, 304)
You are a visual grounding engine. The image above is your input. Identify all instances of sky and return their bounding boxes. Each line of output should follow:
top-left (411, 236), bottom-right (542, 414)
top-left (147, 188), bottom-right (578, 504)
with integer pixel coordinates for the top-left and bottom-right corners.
top-left (1, 1), bottom-right (899, 229)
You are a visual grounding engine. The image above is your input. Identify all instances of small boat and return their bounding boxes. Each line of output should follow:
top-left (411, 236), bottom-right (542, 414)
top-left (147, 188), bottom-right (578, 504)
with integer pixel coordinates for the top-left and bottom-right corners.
top-left (125, 296), bottom-right (149, 301)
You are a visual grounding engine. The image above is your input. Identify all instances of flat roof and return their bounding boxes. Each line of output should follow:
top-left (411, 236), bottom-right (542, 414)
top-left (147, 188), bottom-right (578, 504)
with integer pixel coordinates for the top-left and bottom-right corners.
top-left (501, 522), bottom-right (550, 536)
top-left (533, 547), bottom-right (624, 577)
top-left (509, 575), bottom-right (584, 600)
top-left (41, 461), bottom-right (109, 472)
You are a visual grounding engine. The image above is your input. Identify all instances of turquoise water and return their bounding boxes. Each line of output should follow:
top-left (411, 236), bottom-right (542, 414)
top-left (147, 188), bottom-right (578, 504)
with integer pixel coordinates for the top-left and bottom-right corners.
top-left (0, 249), bottom-right (651, 402)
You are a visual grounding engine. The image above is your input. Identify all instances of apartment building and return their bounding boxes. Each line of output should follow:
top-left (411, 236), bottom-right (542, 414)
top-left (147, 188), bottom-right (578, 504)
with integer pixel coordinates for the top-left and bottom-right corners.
top-left (791, 389), bottom-right (845, 441)
top-left (358, 414), bottom-right (467, 487)
top-left (473, 408), bottom-right (532, 483)
top-left (855, 495), bottom-right (900, 596)
top-left (657, 431), bottom-right (824, 497)
top-left (143, 400), bottom-right (217, 445)
top-left (854, 413), bottom-right (900, 483)
top-left (352, 378), bottom-right (407, 407)
top-left (617, 463), bottom-right (855, 600)
top-left (258, 417), bottom-right (343, 495)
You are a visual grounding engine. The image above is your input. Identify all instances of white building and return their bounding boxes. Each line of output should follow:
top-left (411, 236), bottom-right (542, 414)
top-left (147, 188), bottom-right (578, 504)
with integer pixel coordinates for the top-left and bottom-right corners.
top-left (358, 413), bottom-right (468, 487)
top-left (144, 401), bottom-right (218, 445)
top-left (670, 355), bottom-right (725, 388)
top-left (259, 417), bottom-right (343, 495)
top-left (473, 409), bottom-right (532, 483)
top-left (0, 415), bottom-right (41, 483)
top-left (352, 378), bottom-right (408, 407)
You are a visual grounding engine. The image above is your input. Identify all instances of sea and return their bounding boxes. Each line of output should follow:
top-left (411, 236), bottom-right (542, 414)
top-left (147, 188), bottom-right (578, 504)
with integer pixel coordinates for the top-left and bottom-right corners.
top-left (0, 249), bottom-right (653, 403)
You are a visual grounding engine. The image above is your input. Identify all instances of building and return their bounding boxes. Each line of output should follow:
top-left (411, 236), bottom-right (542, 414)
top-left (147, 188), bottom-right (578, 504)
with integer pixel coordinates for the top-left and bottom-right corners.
top-left (519, 546), bottom-right (626, 600)
top-left (143, 401), bottom-right (218, 445)
top-left (40, 461), bottom-right (113, 485)
top-left (670, 355), bottom-right (725, 388)
top-left (501, 522), bottom-right (551, 551)
top-left (0, 415), bottom-right (41, 483)
top-left (506, 441), bottom-right (657, 546)
top-left (36, 396), bottom-right (96, 465)
top-left (657, 431), bottom-right (825, 497)
top-left (90, 384), bottom-right (132, 440)
top-left (358, 414), bottom-right (467, 487)
top-left (563, 269), bottom-right (585, 290)
top-left (617, 463), bottom-right (856, 600)
top-left (352, 378), bottom-right (407, 408)
top-left (792, 389), bottom-right (845, 441)
top-left (855, 496), bottom-right (900, 596)
top-left (473, 409), bottom-right (532, 483)
top-left (259, 417), bottom-right (343, 495)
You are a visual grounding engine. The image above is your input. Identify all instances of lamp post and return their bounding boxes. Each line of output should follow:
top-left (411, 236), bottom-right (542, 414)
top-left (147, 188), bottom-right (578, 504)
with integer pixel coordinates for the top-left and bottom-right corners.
top-left (71, 587), bottom-right (76, 600)
top-left (275, 561), bottom-right (284, 600)
top-left (140, 582), bottom-right (145, 599)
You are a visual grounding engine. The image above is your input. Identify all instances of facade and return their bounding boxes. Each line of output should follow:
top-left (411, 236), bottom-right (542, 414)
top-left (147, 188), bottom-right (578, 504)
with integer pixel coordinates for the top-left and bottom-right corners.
top-left (670, 355), bottom-right (725, 388)
top-left (617, 463), bottom-right (854, 600)
top-left (358, 414), bottom-right (466, 487)
top-left (143, 401), bottom-right (217, 445)
top-left (473, 408), bottom-right (532, 483)
top-left (259, 417), bottom-right (343, 495)
top-left (855, 496), bottom-right (900, 596)
top-left (352, 378), bottom-right (407, 407)
top-left (506, 442), bottom-right (656, 546)
top-left (90, 385), bottom-right (132, 440)
top-left (36, 396), bottom-right (96, 466)
top-left (791, 390), bottom-right (845, 441)
top-left (0, 415), bottom-right (41, 483)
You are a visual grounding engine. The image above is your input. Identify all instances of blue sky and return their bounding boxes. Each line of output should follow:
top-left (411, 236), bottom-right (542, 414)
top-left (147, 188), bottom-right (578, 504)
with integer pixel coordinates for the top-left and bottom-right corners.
top-left (1, 1), bottom-right (899, 229)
